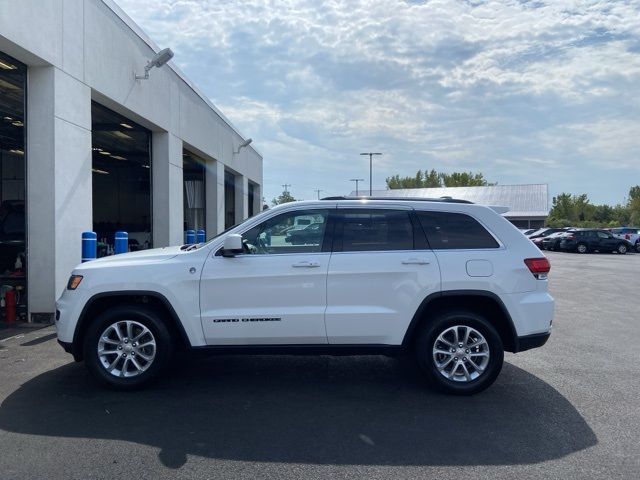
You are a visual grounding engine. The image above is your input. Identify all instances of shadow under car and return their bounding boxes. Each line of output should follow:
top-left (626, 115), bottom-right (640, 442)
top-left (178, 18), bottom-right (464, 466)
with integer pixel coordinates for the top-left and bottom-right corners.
top-left (0, 354), bottom-right (597, 469)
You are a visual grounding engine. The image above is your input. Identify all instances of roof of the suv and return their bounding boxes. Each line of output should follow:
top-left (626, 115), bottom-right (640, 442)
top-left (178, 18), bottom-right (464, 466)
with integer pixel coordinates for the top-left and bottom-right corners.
top-left (321, 196), bottom-right (473, 204)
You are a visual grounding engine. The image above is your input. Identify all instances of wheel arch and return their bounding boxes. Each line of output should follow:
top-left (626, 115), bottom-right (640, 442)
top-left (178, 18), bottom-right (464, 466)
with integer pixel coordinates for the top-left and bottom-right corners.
top-left (402, 290), bottom-right (519, 353)
top-left (71, 291), bottom-right (191, 361)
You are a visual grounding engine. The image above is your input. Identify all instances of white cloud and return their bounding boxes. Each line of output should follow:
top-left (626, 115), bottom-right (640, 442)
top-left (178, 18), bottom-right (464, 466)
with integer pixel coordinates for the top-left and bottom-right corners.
top-left (115, 0), bottom-right (640, 203)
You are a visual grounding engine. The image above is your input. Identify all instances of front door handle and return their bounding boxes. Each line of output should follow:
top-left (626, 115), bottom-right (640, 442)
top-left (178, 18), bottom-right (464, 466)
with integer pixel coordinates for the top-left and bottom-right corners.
top-left (401, 258), bottom-right (430, 265)
top-left (292, 261), bottom-right (321, 268)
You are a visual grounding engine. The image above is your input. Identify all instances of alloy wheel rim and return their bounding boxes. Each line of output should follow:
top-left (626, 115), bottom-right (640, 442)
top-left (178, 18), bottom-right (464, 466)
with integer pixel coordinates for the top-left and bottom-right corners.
top-left (97, 320), bottom-right (156, 378)
top-left (432, 325), bottom-right (490, 383)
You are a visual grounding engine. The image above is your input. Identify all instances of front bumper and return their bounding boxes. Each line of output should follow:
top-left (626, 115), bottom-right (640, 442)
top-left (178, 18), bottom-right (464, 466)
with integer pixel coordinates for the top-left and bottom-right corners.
top-left (515, 331), bottom-right (551, 352)
top-left (57, 339), bottom-right (82, 361)
top-left (57, 339), bottom-right (73, 354)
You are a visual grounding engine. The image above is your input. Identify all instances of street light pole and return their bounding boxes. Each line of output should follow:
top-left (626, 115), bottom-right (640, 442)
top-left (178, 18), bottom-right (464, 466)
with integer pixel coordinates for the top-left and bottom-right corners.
top-left (314, 189), bottom-right (323, 200)
top-left (360, 152), bottom-right (382, 196)
top-left (350, 178), bottom-right (364, 196)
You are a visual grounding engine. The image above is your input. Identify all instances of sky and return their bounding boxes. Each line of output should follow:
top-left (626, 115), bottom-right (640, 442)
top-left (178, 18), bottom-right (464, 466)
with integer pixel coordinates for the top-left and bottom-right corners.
top-left (115, 0), bottom-right (640, 206)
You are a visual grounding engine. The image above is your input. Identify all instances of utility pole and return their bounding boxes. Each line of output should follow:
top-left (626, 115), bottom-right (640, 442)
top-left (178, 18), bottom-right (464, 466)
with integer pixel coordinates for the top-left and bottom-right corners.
top-left (350, 178), bottom-right (364, 196)
top-left (314, 189), bottom-right (323, 200)
top-left (360, 152), bottom-right (382, 196)
top-left (282, 183), bottom-right (291, 193)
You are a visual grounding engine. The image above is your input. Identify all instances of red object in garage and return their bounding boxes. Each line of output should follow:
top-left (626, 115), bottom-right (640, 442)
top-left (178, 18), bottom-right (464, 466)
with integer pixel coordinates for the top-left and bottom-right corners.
top-left (5, 289), bottom-right (17, 323)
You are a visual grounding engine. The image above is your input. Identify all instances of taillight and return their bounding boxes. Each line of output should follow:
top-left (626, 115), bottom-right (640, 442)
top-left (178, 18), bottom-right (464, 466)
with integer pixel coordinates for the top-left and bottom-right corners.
top-left (566, 235), bottom-right (575, 240)
top-left (524, 258), bottom-right (550, 280)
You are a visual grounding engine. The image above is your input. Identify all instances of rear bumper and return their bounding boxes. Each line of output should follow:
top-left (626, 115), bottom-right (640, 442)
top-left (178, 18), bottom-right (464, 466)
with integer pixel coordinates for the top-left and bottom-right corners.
top-left (515, 331), bottom-right (550, 352)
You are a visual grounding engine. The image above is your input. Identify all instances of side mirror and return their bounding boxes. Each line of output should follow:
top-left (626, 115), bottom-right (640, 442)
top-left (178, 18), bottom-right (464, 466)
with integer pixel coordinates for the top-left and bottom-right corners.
top-left (221, 234), bottom-right (243, 257)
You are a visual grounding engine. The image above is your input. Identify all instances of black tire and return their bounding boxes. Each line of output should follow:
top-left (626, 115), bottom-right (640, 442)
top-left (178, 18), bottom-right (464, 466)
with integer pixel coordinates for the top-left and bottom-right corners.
top-left (83, 305), bottom-right (173, 390)
top-left (415, 310), bottom-right (504, 395)
top-left (616, 243), bottom-right (628, 254)
top-left (576, 243), bottom-right (588, 254)
top-left (636, 242), bottom-right (640, 253)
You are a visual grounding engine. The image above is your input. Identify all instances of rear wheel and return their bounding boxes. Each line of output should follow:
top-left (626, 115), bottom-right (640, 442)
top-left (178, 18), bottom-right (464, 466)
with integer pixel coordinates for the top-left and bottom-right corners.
top-left (415, 311), bottom-right (504, 395)
top-left (576, 243), bottom-right (588, 254)
top-left (617, 243), bottom-right (628, 254)
top-left (83, 305), bottom-right (173, 389)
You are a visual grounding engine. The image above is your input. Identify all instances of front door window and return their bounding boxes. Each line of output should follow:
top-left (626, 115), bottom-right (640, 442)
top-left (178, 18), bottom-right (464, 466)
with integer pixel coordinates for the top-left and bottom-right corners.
top-left (241, 209), bottom-right (330, 254)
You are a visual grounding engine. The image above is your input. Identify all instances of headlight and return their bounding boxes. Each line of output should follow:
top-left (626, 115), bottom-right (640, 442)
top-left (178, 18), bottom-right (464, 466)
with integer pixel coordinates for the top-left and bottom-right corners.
top-left (67, 275), bottom-right (83, 290)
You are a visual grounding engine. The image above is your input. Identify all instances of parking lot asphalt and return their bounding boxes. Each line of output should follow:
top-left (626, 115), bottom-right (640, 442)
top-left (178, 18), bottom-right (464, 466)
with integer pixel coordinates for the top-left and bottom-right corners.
top-left (0, 251), bottom-right (639, 480)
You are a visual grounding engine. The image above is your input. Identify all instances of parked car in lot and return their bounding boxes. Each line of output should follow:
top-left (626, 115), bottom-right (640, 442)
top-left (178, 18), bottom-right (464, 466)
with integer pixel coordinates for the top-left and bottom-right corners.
top-left (541, 230), bottom-right (576, 251)
top-left (609, 227), bottom-right (640, 252)
top-left (560, 229), bottom-right (633, 254)
top-left (56, 197), bottom-right (554, 395)
top-left (527, 227), bottom-right (566, 240)
top-left (528, 228), bottom-right (568, 249)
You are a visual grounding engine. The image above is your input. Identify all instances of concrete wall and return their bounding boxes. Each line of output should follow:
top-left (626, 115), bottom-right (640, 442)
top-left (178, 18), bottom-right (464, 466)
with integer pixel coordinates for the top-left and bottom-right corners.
top-left (0, 0), bottom-right (263, 318)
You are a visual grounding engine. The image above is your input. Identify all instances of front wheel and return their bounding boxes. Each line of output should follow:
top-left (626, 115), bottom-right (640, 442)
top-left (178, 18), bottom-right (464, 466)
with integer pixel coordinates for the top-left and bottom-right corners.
top-left (576, 243), bottom-right (588, 254)
top-left (83, 306), bottom-right (173, 389)
top-left (617, 243), bottom-right (628, 254)
top-left (415, 311), bottom-right (504, 395)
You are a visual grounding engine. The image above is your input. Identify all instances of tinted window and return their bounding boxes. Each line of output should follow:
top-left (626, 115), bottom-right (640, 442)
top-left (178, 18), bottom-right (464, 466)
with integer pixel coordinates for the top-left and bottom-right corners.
top-left (241, 209), bottom-right (329, 254)
top-left (417, 211), bottom-right (499, 249)
top-left (340, 210), bottom-right (413, 252)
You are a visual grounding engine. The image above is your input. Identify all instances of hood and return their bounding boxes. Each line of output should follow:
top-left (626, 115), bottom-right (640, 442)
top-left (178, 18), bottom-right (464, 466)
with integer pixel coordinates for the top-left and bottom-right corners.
top-left (76, 246), bottom-right (184, 269)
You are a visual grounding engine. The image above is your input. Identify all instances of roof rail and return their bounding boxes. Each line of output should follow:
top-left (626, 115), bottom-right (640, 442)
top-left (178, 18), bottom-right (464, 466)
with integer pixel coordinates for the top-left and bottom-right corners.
top-left (321, 196), bottom-right (473, 204)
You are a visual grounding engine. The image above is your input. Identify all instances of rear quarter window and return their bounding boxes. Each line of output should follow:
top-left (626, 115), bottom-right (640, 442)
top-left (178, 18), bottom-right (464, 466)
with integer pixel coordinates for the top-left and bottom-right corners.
top-left (417, 211), bottom-right (499, 249)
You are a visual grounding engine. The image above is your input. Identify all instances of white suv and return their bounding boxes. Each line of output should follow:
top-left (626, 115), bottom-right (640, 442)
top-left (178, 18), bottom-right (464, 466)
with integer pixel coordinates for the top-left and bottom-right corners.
top-left (56, 197), bottom-right (554, 395)
top-left (610, 227), bottom-right (640, 252)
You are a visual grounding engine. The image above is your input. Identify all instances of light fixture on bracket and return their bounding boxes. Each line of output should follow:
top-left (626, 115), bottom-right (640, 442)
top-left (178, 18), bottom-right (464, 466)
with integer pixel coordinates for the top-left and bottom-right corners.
top-left (135, 48), bottom-right (174, 80)
top-left (234, 138), bottom-right (253, 154)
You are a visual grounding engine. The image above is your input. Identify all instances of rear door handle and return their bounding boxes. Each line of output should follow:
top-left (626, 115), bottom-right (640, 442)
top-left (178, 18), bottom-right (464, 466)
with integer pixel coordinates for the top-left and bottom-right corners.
top-left (292, 261), bottom-right (321, 268)
top-left (401, 258), bottom-right (430, 265)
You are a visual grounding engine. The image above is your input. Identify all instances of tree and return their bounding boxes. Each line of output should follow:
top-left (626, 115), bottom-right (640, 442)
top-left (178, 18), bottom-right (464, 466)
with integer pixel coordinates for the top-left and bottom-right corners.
top-left (385, 169), bottom-right (494, 189)
top-left (547, 191), bottom-right (638, 227)
top-left (440, 171), bottom-right (495, 187)
top-left (549, 193), bottom-right (575, 220)
top-left (272, 190), bottom-right (297, 206)
top-left (424, 169), bottom-right (442, 187)
top-left (628, 185), bottom-right (640, 225)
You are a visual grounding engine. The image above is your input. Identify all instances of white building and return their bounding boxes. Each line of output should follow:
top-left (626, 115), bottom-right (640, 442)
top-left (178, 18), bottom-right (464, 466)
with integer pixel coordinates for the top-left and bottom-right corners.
top-left (353, 184), bottom-right (549, 229)
top-left (0, 0), bottom-right (263, 322)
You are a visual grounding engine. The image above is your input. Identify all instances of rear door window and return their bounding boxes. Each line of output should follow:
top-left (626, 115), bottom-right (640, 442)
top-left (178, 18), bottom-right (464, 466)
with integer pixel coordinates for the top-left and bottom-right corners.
top-left (337, 209), bottom-right (414, 252)
top-left (416, 211), bottom-right (499, 249)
